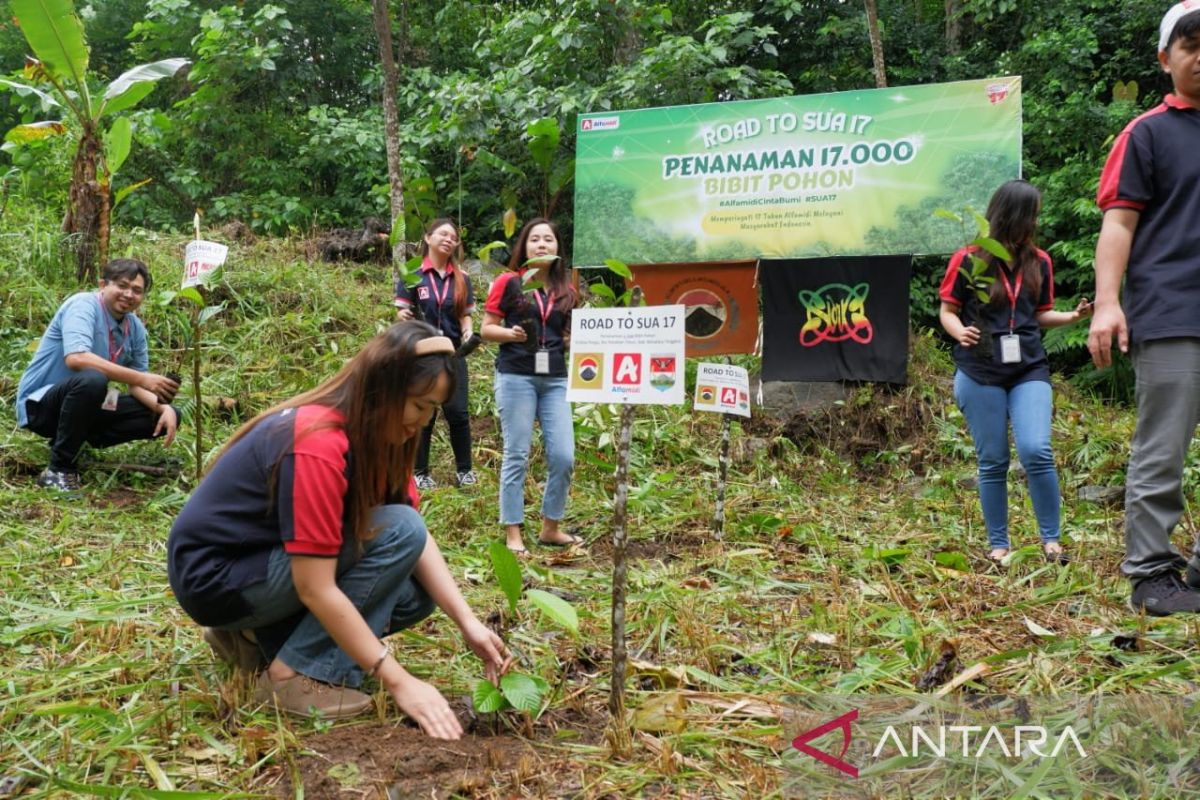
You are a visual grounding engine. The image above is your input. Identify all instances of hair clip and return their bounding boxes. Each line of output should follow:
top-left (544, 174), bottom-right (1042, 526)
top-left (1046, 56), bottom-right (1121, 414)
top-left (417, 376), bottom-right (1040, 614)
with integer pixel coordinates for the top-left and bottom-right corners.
top-left (414, 336), bottom-right (455, 356)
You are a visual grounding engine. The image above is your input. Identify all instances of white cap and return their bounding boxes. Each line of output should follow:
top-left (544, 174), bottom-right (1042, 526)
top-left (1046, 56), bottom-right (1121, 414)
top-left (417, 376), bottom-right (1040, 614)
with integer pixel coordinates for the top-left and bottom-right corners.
top-left (1160, 0), bottom-right (1200, 51)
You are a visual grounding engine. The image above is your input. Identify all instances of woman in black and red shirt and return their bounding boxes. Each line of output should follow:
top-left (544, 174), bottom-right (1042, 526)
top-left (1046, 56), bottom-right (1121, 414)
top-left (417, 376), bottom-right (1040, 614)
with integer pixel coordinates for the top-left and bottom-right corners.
top-left (481, 218), bottom-right (581, 555)
top-left (938, 180), bottom-right (1090, 566)
top-left (395, 218), bottom-right (477, 489)
top-left (168, 322), bottom-right (509, 737)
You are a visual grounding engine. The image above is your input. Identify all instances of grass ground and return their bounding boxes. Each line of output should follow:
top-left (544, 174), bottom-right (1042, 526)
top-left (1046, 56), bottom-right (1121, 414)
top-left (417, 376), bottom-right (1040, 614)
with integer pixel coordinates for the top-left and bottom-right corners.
top-left (3, 215), bottom-right (1200, 798)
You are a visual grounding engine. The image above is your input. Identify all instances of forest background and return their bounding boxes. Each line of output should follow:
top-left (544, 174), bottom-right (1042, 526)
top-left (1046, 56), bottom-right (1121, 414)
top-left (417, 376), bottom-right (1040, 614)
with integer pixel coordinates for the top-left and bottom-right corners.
top-left (0, 0), bottom-right (1172, 392)
top-left (0, 1), bottom-right (1189, 797)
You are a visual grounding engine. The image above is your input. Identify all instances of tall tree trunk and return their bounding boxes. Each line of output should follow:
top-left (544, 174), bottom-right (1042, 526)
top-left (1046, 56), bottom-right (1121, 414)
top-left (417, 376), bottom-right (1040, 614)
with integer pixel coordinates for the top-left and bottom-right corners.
top-left (372, 0), bottom-right (406, 267)
top-left (944, 0), bottom-right (962, 55)
top-left (65, 127), bottom-right (103, 283)
top-left (864, 0), bottom-right (888, 89)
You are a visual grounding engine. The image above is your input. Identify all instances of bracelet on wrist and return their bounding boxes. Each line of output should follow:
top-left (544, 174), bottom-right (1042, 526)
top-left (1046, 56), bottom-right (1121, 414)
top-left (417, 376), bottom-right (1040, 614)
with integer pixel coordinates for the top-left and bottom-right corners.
top-left (368, 644), bottom-right (390, 677)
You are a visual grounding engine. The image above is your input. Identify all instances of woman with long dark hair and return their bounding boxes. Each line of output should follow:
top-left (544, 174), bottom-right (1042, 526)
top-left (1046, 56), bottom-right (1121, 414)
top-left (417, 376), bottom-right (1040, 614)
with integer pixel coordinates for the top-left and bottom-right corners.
top-left (395, 219), bottom-right (477, 489)
top-left (480, 218), bottom-right (580, 555)
top-left (938, 180), bottom-right (1091, 565)
top-left (168, 322), bottom-right (509, 738)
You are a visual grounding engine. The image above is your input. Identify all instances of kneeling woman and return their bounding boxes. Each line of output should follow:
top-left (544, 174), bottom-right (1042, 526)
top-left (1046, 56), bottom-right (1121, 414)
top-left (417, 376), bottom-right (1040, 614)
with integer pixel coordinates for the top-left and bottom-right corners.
top-left (168, 322), bottom-right (508, 739)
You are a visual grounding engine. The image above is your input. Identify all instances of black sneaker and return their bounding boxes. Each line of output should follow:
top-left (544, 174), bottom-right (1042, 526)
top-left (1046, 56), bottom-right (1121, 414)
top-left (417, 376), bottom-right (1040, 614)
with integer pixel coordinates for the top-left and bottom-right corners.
top-left (456, 470), bottom-right (478, 487)
top-left (1185, 564), bottom-right (1200, 590)
top-left (1129, 571), bottom-right (1200, 616)
top-left (37, 468), bottom-right (81, 493)
top-left (414, 473), bottom-right (436, 491)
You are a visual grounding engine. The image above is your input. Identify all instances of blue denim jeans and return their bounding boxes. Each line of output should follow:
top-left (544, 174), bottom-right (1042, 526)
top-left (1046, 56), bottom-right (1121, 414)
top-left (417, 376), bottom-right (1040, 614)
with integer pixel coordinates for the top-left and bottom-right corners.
top-left (215, 504), bottom-right (434, 688)
top-left (494, 371), bottom-right (575, 526)
top-left (954, 371), bottom-right (1061, 549)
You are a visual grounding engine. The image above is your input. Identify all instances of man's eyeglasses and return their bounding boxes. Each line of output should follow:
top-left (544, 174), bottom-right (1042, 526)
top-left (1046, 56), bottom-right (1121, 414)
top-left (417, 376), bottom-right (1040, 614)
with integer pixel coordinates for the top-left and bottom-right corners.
top-left (111, 281), bottom-right (146, 297)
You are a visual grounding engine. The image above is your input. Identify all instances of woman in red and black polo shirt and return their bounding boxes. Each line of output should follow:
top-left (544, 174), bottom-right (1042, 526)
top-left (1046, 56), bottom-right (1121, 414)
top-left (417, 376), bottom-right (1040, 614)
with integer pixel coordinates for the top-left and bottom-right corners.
top-left (938, 180), bottom-right (1090, 566)
top-left (395, 218), bottom-right (477, 489)
top-left (168, 322), bottom-right (509, 738)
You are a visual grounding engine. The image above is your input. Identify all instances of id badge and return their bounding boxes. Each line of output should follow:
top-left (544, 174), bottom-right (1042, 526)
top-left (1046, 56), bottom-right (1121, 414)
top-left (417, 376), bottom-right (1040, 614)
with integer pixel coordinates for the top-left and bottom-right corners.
top-left (101, 387), bottom-right (119, 411)
top-left (1000, 334), bottom-right (1022, 364)
top-left (535, 349), bottom-right (551, 375)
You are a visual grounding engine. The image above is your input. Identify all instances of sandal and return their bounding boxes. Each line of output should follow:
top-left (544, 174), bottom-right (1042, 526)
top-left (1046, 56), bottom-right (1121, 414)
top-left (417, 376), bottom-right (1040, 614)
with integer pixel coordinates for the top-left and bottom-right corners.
top-left (506, 545), bottom-right (530, 557)
top-left (986, 549), bottom-right (1009, 567)
top-left (538, 533), bottom-right (585, 548)
top-left (1043, 543), bottom-right (1070, 564)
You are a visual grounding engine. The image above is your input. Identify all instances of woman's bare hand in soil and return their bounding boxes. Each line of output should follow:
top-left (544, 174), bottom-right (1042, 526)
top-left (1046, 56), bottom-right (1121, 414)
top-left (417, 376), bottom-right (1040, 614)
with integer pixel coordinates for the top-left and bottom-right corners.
top-left (389, 673), bottom-right (462, 740)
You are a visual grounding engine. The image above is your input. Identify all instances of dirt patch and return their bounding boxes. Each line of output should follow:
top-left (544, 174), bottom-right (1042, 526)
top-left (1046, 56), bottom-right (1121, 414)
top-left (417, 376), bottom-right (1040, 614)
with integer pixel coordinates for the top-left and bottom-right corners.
top-left (774, 383), bottom-right (939, 475)
top-left (278, 704), bottom-right (602, 798)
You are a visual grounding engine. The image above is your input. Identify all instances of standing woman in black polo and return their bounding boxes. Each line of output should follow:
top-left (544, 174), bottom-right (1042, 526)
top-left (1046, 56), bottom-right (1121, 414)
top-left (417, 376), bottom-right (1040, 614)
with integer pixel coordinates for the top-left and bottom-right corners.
top-left (480, 218), bottom-right (580, 555)
top-left (938, 180), bottom-right (1090, 565)
top-left (395, 219), bottom-right (477, 490)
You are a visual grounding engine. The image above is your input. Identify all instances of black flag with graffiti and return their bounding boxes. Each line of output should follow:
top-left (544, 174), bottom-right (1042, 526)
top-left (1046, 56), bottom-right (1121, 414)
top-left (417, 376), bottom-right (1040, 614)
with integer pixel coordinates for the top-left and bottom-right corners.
top-left (760, 255), bottom-right (912, 384)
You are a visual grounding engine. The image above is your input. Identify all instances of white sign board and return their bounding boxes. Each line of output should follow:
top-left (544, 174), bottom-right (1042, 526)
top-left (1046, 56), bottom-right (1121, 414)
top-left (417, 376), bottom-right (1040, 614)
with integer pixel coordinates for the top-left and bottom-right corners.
top-left (567, 304), bottom-right (686, 405)
top-left (182, 240), bottom-right (228, 289)
top-left (693, 362), bottom-right (751, 418)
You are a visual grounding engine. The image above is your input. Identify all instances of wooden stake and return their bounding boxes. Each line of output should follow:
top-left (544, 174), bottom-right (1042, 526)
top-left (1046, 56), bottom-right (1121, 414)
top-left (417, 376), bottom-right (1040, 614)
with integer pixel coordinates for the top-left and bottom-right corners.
top-left (607, 286), bottom-right (642, 758)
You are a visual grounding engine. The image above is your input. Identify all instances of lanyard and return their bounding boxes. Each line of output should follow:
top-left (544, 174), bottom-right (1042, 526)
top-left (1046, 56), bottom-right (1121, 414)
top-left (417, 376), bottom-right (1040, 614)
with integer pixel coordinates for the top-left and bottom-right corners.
top-left (425, 268), bottom-right (451, 329)
top-left (997, 267), bottom-right (1023, 332)
top-left (532, 289), bottom-right (555, 347)
top-left (96, 292), bottom-right (130, 362)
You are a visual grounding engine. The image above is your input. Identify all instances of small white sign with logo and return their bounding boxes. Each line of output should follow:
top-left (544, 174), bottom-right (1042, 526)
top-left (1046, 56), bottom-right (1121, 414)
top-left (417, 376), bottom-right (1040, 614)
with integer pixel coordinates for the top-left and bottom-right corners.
top-left (567, 304), bottom-right (685, 405)
top-left (693, 362), bottom-right (751, 418)
top-left (182, 240), bottom-right (228, 289)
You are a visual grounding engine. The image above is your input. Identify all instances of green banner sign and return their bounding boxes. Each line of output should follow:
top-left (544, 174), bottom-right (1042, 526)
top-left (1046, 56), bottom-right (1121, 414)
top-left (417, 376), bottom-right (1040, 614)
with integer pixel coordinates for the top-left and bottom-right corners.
top-left (573, 78), bottom-right (1022, 266)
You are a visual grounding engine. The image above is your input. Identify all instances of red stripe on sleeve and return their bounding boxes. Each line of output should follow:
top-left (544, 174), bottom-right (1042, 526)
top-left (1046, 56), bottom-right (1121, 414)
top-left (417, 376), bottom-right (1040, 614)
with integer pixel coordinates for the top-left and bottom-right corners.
top-left (938, 248), bottom-right (972, 306)
top-left (285, 407), bottom-right (349, 557)
top-left (1035, 249), bottom-right (1055, 311)
top-left (485, 272), bottom-right (520, 316)
top-left (1097, 104), bottom-right (1167, 211)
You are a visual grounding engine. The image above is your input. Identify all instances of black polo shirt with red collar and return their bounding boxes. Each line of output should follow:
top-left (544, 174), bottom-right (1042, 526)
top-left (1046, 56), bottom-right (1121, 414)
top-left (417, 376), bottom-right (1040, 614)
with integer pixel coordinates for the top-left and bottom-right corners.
top-left (1097, 93), bottom-right (1200, 344)
top-left (484, 270), bottom-right (572, 377)
top-left (394, 258), bottom-right (475, 344)
top-left (939, 246), bottom-right (1055, 388)
top-left (167, 405), bottom-right (419, 626)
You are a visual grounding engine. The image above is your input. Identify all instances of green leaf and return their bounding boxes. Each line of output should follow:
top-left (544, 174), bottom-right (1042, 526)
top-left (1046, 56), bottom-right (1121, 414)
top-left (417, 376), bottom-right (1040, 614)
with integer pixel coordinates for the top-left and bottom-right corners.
top-left (198, 265), bottom-right (224, 288)
top-left (603, 259), bottom-right (633, 280)
top-left (933, 551), bottom-right (971, 572)
top-left (499, 672), bottom-right (545, 713)
top-left (526, 588), bottom-right (578, 635)
top-left (970, 236), bottom-right (1012, 263)
top-left (103, 116), bottom-right (132, 176)
top-left (176, 287), bottom-right (204, 306)
top-left (100, 58), bottom-right (189, 117)
top-left (475, 148), bottom-right (525, 178)
top-left (0, 78), bottom-right (61, 108)
top-left (932, 208), bottom-right (961, 222)
top-left (866, 547), bottom-right (911, 566)
top-left (472, 678), bottom-right (508, 713)
top-left (488, 539), bottom-right (523, 616)
top-left (588, 282), bottom-right (616, 301)
top-left (4, 120), bottom-right (67, 143)
top-left (971, 210), bottom-right (990, 239)
top-left (526, 117), bottom-right (560, 172)
top-left (476, 240), bottom-right (508, 263)
top-left (112, 177), bottom-right (152, 209)
top-left (198, 302), bottom-right (226, 326)
top-left (11, 0), bottom-right (89, 94)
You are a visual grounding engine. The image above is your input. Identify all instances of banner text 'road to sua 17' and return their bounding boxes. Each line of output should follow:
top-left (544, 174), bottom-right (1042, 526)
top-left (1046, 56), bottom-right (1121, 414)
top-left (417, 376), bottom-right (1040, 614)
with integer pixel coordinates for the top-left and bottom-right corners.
top-left (573, 77), bottom-right (1021, 266)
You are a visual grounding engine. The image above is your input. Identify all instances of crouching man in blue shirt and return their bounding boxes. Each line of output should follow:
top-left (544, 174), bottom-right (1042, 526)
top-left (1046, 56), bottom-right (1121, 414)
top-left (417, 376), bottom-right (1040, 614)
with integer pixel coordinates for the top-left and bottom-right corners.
top-left (16, 258), bottom-right (181, 492)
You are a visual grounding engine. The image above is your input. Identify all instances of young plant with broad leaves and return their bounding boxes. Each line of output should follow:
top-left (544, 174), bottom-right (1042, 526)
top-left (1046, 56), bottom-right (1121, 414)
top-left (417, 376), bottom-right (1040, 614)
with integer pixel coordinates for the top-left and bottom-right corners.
top-left (1, 0), bottom-right (188, 281)
top-left (934, 207), bottom-right (1012, 360)
top-left (474, 540), bottom-right (578, 719)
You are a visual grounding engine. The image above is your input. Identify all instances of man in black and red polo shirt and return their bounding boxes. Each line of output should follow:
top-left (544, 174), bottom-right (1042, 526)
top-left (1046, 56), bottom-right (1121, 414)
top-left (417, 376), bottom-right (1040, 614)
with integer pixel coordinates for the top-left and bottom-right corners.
top-left (1088, 1), bottom-right (1200, 615)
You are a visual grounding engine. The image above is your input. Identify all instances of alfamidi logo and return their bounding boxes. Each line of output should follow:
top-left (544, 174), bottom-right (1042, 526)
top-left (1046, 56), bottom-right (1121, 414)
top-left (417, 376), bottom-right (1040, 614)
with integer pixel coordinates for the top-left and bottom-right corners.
top-left (792, 709), bottom-right (1088, 778)
top-left (581, 116), bottom-right (620, 132)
